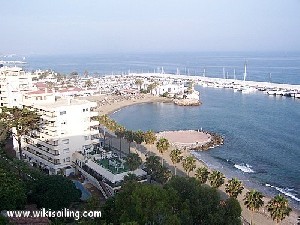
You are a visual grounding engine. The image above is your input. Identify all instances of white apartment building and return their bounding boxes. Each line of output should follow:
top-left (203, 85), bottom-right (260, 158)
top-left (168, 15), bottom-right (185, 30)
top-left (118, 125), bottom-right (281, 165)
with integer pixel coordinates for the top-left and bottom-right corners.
top-left (20, 95), bottom-right (99, 175)
top-left (152, 83), bottom-right (185, 97)
top-left (0, 66), bottom-right (34, 107)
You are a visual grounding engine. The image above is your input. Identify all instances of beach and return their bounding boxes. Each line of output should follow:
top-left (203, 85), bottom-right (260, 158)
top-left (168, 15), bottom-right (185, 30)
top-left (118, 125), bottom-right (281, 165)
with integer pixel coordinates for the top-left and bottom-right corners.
top-left (78, 93), bottom-right (172, 115)
top-left (82, 93), bottom-right (299, 225)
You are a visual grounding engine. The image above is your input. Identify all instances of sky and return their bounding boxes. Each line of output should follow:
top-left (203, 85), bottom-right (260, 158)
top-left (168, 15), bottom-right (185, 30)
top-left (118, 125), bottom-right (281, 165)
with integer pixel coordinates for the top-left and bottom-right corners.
top-left (1, 0), bottom-right (300, 54)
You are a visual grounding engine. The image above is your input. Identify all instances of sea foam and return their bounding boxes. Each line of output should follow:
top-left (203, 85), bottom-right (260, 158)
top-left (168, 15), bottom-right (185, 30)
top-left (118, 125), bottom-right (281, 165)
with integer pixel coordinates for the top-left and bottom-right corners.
top-left (265, 183), bottom-right (300, 202)
top-left (234, 163), bottom-right (255, 173)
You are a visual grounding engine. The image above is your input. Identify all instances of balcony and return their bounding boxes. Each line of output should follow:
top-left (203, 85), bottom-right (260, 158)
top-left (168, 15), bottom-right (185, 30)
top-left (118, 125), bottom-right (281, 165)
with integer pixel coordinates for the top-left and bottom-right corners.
top-left (23, 149), bottom-right (60, 167)
top-left (90, 111), bottom-right (98, 117)
top-left (25, 142), bottom-right (60, 157)
top-left (89, 120), bottom-right (99, 126)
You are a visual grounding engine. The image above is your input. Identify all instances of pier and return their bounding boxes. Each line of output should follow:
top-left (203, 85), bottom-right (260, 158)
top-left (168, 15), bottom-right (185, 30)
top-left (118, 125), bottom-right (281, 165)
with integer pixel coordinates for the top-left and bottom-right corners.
top-left (129, 72), bottom-right (300, 98)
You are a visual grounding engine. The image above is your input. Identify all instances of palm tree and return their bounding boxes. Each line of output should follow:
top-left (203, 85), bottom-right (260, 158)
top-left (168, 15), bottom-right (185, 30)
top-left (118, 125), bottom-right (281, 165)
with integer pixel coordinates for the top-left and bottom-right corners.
top-left (267, 195), bottom-right (292, 224)
top-left (195, 167), bottom-right (210, 184)
top-left (0, 106), bottom-right (40, 160)
top-left (133, 130), bottom-right (144, 153)
top-left (243, 190), bottom-right (264, 225)
top-left (225, 178), bottom-right (244, 198)
top-left (169, 149), bottom-right (183, 176)
top-left (124, 130), bottom-right (135, 154)
top-left (147, 82), bottom-right (158, 95)
top-left (125, 153), bottom-right (142, 171)
top-left (144, 130), bottom-right (157, 145)
top-left (135, 79), bottom-right (143, 90)
top-left (155, 166), bottom-right (172, 184)
top-left (182, 156), bottom-right (196, 177)
top-left (156, 138), bottom-right (170, 166)
top-left (115, 125), bottom-right (125, 156)
top-left (208, 170), bottom-right (225, 188)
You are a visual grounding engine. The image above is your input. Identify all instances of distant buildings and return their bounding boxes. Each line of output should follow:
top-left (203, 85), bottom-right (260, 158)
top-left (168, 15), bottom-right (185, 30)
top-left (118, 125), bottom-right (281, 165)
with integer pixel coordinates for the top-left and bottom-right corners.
top-left (1, 66), bottom-right (149, 197)
top-left (0, 66), bottom-right (33, 107)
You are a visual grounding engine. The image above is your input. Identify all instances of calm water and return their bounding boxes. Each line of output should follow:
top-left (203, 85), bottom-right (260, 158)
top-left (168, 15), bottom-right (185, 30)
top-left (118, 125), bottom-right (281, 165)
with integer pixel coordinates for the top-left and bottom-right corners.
top-left (111, 86), bottom-right (300, 209)
top-left (5, 52), bottom-right (300, 208)
top-left (5, 51), bottom-right (300, 84)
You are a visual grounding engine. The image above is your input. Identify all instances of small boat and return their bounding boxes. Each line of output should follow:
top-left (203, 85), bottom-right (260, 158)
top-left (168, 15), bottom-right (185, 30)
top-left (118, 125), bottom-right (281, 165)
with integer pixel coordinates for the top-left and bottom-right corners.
top-left (241, 87), bottom-right (257, 94)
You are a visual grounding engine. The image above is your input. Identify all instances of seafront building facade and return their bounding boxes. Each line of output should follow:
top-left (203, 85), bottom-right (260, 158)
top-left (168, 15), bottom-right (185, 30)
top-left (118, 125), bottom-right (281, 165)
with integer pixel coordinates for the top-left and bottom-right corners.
top-left (20, 95), bottom-right (99, 175)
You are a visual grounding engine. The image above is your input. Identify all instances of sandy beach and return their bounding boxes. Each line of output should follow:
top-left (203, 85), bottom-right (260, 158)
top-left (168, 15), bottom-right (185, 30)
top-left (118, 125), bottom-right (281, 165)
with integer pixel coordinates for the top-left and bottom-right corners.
top-left (82, 93), bottom-right (299, 225)
top-left (78, 93), bottom-right (172, 115)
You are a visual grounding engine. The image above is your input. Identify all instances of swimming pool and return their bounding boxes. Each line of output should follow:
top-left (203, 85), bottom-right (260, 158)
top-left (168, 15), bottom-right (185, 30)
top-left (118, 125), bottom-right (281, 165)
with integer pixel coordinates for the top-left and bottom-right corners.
top-left (73, 180), bottom-right (92, 201)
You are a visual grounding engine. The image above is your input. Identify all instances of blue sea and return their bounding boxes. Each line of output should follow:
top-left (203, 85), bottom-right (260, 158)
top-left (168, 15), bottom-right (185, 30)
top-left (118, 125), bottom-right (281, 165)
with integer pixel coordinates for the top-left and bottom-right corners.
top-left (4, 52), bottom-right (300, 208)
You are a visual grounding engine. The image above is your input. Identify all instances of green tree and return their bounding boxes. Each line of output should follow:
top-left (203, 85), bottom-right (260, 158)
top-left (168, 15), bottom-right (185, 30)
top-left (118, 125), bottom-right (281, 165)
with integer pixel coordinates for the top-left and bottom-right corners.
top-left (267, 195), bottom-right (292, 224)
top-left (195, 166), bottom-right (210, 184)
top-left (123, 173), bottom-right (138, 185)
top-left (208, 170), bottom-right (225, 188)
top-left (144, 155), bottom-right (160, 180)
top-left (29, 175), bottom-right (81, 210)
top-left (0, 168), bottom-right (26, 210)
top-left (0, 122), bottom-right (9, 146)
top-left (156, 138), bottom-right (170, 166)
top-left (85, 79), bottom-right (92, 88)
top-left (169, 149), bottom-right (183, 176)
top-left (225, 178), bottom-right (244, 198)
top-left (224, 197), bottom-right (242, 225)
top-left (133, 130), bottom-right (144, 153)
top-left (165, 176), bottom-right (241, 225)
top-left (103, 182), bottom-right (178, 225)
top-left (135, 79), bottom-right (143, 90)
top-left (0, 106), bottom-right (40, 159)
top-left (154, 166), bottom-right (172, 184)
top-left (243, 190), bottom-right (264, 225)
top-left (147, 82), bottom-right (158, 95)
top-left (144, 130), bottom-right (156, 145)
top-left (125, 153), bottom-right (142, 171)
top-left (182, 156), bottom-right (196, 177)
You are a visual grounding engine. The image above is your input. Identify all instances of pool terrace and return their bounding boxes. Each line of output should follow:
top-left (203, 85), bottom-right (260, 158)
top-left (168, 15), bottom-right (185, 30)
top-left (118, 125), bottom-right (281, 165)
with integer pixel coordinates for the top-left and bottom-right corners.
top-left (95, 157), bottom-right (129, 174)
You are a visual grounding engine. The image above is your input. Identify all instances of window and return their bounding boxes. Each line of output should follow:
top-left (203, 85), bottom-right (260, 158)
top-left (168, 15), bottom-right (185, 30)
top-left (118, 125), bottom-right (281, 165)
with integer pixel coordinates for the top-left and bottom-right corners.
top-left (64, 157), bottom-right (70, 162)
top-left (63, 148), bottom-right (69, 153)
top-left (60, 111), bottom-right (66, 115)
top-left (62, 139), bottom-right (69, 144)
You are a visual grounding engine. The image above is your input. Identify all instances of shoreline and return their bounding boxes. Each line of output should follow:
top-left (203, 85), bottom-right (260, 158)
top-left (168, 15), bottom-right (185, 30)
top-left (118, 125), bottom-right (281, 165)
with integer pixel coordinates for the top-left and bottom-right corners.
top-left (81, 93), bottom-right (299, 224)
top-left (78, 93), bottom-right (173, 115)
top-left (144, 143), bottom-right (300, 225)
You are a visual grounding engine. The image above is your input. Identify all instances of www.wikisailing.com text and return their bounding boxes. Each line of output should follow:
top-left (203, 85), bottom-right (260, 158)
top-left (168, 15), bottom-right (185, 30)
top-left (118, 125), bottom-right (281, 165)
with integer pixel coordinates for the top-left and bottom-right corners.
top-left (5, 208), bottom-right (101, 221)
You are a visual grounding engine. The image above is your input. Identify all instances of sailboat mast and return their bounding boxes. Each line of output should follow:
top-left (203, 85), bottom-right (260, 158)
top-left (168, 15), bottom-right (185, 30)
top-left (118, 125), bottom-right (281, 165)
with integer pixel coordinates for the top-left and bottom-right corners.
top-left (243, 61), bottom-right (247, 82)
top-left (233, 69), bottom-right (236, 80)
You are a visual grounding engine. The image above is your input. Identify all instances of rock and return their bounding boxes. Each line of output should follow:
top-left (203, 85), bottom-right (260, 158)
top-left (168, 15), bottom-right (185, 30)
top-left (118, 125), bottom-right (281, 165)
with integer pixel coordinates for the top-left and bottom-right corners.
top-left (173, 99), bottom-right (201, 106)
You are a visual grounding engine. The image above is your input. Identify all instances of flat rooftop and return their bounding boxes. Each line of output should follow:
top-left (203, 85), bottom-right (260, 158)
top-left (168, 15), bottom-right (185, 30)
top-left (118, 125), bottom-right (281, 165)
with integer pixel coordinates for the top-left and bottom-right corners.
top-left (96, 157), bottom-right (129, 175)
top-left (36, 98), bottom-right (96, 108)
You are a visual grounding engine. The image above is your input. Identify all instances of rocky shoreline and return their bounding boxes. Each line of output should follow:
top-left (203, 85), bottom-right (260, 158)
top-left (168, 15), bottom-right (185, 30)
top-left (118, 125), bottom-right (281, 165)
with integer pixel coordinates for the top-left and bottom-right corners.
top-left (173, 98), bottom-right (201, 106)
top-left (191, 131), bottom-right (224, 151)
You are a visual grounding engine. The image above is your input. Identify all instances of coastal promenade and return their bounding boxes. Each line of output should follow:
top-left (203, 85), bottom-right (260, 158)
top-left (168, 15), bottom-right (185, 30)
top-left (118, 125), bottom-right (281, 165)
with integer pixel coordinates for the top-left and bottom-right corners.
top-left (91, 92), bottom-right (299, 225)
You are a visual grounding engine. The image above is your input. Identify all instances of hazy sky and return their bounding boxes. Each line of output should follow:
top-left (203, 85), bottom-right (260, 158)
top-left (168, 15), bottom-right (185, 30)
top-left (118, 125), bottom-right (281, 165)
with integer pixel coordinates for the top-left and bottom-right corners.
top-left (1, 0), bottom-right (300, 54)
